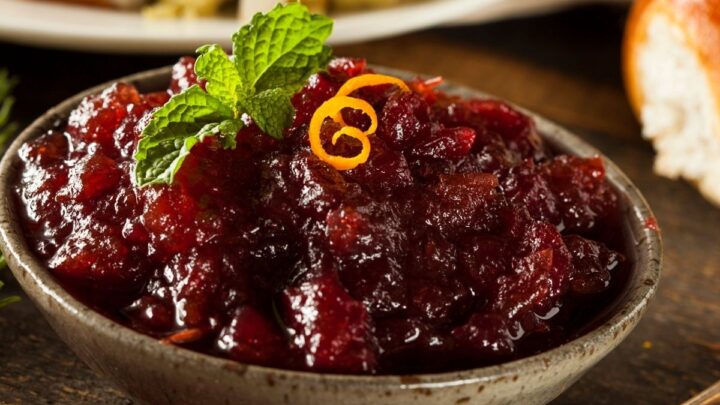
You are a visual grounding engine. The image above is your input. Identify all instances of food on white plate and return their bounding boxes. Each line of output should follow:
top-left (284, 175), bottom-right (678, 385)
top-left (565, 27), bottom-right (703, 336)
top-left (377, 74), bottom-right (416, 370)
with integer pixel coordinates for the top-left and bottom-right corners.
top-left (624, 0), bottom-right (720, 206)
top-left (39, 0), bottom-right (424, 17)
top-left (142, 0), bottom-right (229, 17)
top-left (152, 0), bottom-right (421, 18)
top-left (239, 0), bottom-right (326, 20)
top-left (328, 0), bottom-right (420, 11)
top-left (54, 0), bottom-right (145, 9)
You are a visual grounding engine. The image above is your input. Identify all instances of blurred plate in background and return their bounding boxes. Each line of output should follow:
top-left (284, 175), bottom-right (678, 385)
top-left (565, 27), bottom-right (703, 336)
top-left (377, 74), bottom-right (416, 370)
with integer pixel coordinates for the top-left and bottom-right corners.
top-left (0, 0), bottom-right (629, 54)
top-left (452, 0), bottom-right (630, 24)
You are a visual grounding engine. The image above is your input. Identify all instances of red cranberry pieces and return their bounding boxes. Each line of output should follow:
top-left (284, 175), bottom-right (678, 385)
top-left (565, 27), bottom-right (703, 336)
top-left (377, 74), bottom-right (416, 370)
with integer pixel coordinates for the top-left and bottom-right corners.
top-left (326, 205), bottom-right (367, 256)
top-left (19, 130), bottom-right (68, 165)
top-left (564, 235), bottom-right (623, 295)
top-left (543, 155), bottom-right (618, 232)
top-left (291, 73), bottom-right (341, 128)
top-left (437, 97), bottom-right (546, 162)
top-left (502, 160), bottom-right (560, 225)
top-left (170, 56), bottom-right (200, 94)
top-left (465, 99), bottom-right (545, 160)
top-left (343, 138), bottom-right (414, 194)
top-left (217, 306), bottom-right (289, 366)
top-left (162, 251), bottom-right (224, 328)
top-left (59, 147), bottom-right (121, 202)
top-left (377, 91), bottom-right (432, 150)
top-left (67, 83), bottom-right (142, 151)
top-left (326, 200), bottom-right (409, 315)
top-left (125, 295), bottom-right (175, 333)
top-left (408, 126), bottom-right (477, 162)
top-left (423, 172), bottom-right (502, 235)
top-left (47, 219), bottom-right (135, 285)
top-left (259, 152), bottom-right (353, 224)
top-left (459, 235), bottom-right (509, 295)
top-left (409, 278), bottom-right (474, 325)
top-left (327, 57), bottom-right (367, 79)
top-left (289, 153), bottom-right (350, 220)
top-left (15, 57), bottom-right (629, 375)
top-left (141, 187), bottom-right (199, 256)
top-left (451, 313), bottom-right (514, 358)
top-left (17, 133), bottom-right (69, 220)
top-left (282, 274), bottom-right (378, 373)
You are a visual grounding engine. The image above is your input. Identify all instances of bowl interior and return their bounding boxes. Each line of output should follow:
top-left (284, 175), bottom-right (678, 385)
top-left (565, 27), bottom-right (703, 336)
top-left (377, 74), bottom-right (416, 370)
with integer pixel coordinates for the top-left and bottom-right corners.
top-left (0, 66), bottom-right (662, 389)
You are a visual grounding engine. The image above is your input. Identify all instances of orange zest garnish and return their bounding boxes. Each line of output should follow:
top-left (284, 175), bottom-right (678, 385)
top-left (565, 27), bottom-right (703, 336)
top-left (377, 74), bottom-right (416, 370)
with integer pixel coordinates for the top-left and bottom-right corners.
top-left (309, 96), bottom-right (376, 170)
top-left (410, 76), bottom-right (443, 94)
top-left (160, 328), bottom-right (204, 345)
top-left (333, 74), bottom-right (411, 124)
top-left (336, 74), bottom-right (410, 97)
top-left (309, 74), bottom-right (410, 170)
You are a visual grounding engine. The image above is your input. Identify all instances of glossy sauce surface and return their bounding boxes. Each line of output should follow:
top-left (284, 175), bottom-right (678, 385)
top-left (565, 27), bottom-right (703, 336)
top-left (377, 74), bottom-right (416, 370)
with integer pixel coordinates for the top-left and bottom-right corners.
top-left (16, 57), bottom-right (629, 374)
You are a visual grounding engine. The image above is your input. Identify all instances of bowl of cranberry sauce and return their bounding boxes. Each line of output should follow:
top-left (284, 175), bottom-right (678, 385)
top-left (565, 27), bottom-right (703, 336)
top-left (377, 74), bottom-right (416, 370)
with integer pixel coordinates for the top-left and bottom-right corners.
top-left (0, 58), bottom-right (660, 405)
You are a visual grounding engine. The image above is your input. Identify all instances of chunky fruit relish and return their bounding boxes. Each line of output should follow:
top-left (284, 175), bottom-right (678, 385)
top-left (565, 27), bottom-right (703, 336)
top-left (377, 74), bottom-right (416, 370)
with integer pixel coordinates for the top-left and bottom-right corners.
top-left (15, 57), bottom-right (628, 374)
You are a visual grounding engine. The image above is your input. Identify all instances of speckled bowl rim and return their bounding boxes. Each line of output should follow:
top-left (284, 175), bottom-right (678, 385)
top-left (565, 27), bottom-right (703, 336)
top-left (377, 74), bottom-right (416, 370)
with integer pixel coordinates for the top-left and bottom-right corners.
top-left (0, 66), bottom-right (662, 390)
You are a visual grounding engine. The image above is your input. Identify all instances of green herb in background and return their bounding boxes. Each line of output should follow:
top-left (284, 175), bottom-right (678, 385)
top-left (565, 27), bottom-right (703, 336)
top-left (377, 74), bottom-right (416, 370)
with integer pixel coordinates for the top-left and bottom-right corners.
top-left (134, 3), bottom-right (333, 187)
top-left (0, 270), bottom-right (20, 309)
top-left (0, 284), bottom-right (20, 308)
top-left (0, 68), bottom-right (20, 308)
top-left (0, 69), bottom-right (19, 149)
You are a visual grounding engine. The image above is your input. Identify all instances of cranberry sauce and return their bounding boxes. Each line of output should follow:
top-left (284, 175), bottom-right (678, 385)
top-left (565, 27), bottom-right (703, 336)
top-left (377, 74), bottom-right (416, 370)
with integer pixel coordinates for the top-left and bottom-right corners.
top-left (15, 57), bottom-right (629, 374)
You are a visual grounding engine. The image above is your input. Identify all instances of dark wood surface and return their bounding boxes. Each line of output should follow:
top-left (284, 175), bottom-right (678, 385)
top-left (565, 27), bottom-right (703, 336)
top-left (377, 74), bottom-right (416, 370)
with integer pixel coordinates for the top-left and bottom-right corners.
top-left (1, 5), bottom-right (719, 404)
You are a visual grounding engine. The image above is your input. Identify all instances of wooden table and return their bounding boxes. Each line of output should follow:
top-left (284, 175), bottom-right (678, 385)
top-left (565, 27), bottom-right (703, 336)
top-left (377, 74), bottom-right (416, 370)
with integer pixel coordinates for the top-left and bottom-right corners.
top-left (1, 5), bottom-right (719, 404)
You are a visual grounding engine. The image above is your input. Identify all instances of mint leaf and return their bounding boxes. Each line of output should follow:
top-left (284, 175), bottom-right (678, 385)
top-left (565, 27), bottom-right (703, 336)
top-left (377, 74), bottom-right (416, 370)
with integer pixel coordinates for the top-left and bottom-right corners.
top-left (139, 85), bottom-right (233, 146)
top-left (135, 85), bottom-right (235, 186)
top-left (195, 44), bottom-right (243, 110)
top-left (134, 3), bottom-right (334, 187)
top-left (136, 137), bottom-right (196, 186)
top-left (136, 144), bottom-right (181, 186)
top-left (136, 118), bottom-right (242, 186)
top-left (233, 3), bottom-right (333, 94)
top-left (241, 89), bottom-right (294, 140)
top-left (197, 118), bottom-right (244, 149)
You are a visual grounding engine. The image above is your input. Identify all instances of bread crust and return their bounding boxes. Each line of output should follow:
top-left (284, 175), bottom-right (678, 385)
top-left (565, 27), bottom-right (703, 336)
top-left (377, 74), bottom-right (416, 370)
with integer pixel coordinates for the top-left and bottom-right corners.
top-left (624, 0), bottom-right (720, 205)
top-left (624, 0), bottom-right (720, 118)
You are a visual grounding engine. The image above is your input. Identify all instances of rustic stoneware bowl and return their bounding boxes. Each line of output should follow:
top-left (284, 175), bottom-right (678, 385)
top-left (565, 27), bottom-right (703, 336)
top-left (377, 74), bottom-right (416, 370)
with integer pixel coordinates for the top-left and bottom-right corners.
top-left (0, 66), bottom-right (662, 405)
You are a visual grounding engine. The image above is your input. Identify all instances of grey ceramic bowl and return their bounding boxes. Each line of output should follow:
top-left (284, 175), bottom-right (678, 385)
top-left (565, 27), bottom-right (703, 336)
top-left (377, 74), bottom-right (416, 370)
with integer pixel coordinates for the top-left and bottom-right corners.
top-left (0, 66), bottom-right (662, 405)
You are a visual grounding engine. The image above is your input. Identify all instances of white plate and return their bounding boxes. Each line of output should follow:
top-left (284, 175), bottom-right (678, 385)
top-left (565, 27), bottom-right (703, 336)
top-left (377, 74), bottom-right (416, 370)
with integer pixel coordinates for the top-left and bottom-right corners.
top-left (452, 0), bottom-right (630, 25)
top-left (0, 0), bottom-right (627, 54)
top-left (0, 0), bottom-right (504, 53)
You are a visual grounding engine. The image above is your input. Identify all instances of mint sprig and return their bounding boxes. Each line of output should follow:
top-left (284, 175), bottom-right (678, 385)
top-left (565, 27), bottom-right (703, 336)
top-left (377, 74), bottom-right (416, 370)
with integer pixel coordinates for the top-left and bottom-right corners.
top-left (134, 85), bottom-right (238, 186)
top-left (134, 3), bottom-right (333, 187)
top-left (233, 4), bottom-right (333, 94)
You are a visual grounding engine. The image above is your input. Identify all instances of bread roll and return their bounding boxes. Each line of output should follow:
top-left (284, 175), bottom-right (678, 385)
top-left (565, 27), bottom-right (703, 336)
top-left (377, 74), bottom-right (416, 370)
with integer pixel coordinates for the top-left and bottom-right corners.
top-left (624, 0), bottom-right (720, 205)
